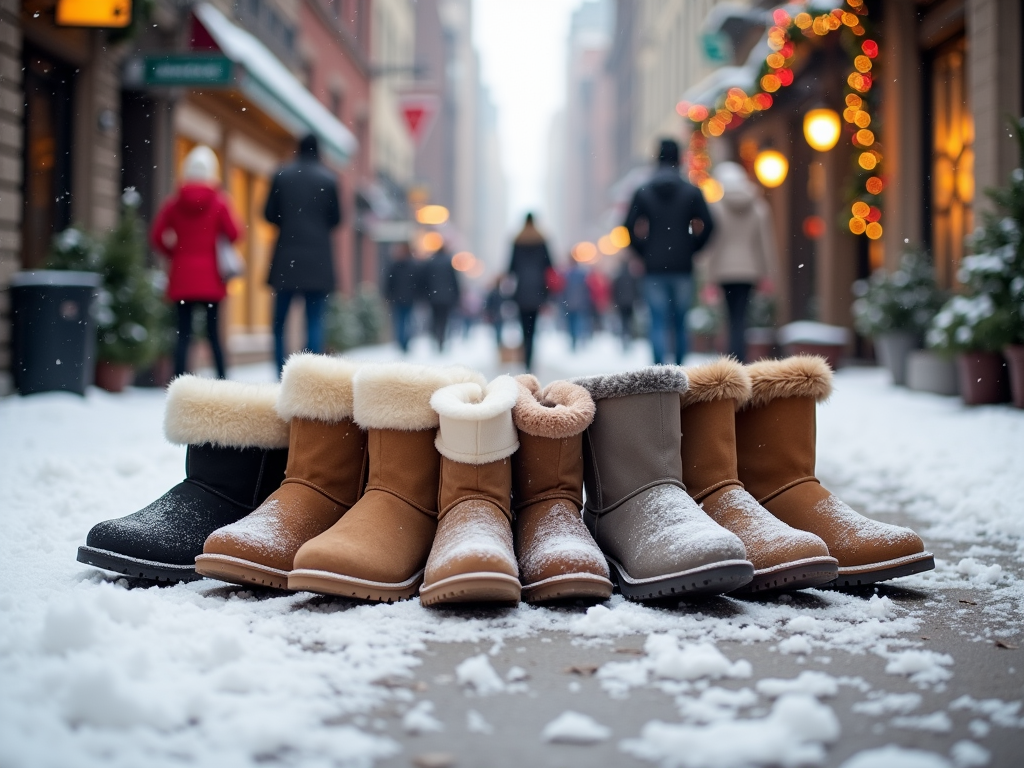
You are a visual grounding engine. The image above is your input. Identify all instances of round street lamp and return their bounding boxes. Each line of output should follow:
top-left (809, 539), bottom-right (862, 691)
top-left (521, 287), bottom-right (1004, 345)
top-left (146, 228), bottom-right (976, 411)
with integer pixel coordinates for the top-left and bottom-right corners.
top-left (754, 149), bottom-right (789, 188)
top-left (803, 108), bottom-right (841, 152)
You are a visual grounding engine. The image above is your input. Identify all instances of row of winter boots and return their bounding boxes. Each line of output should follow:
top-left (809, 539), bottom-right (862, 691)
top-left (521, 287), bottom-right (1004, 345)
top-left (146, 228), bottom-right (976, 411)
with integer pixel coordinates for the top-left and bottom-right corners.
top-left (77, 354), bottom-right (934, 604)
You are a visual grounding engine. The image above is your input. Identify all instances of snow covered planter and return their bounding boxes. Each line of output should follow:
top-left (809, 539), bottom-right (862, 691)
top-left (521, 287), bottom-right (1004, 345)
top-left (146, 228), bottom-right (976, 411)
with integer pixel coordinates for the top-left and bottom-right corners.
top-left (777, 322), bottom-right (849, 370)
top-left (852, 249), bottom-right (945, 386)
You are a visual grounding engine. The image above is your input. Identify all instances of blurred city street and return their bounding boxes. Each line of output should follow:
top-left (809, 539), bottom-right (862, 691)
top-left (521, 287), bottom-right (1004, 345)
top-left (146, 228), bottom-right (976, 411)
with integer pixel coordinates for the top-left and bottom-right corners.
top-left (3, 1), bottom-right (1024, 767)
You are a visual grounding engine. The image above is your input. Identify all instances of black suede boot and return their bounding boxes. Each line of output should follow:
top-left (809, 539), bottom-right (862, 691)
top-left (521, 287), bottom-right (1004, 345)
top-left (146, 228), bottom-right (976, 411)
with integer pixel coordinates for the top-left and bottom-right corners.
top-left (77, 376), bottom-right (290, 582)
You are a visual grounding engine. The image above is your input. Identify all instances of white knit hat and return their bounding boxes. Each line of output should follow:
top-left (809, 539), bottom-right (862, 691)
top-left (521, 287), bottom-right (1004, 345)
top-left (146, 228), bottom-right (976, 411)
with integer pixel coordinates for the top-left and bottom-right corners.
top-left (181, 145), bottom-right (220, 183)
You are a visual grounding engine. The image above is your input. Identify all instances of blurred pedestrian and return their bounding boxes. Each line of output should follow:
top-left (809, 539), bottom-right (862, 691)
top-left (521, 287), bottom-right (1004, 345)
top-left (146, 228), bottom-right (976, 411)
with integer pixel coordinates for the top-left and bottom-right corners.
top-left (624, 138), bottom-right (715, 365)
top-left (613, 258), bottom-right (641, 349)
top-left (384, 241), bottom-right (419, 353)
top-left (151, 145), bottom-right (240, 380)
top-left (586, 268), bottom-right (611, 333)
top-left (702, 162), bottom-right (778, 361)
top-left (484, 277), bottom-right (505, 346)
top-left (562, 259), bottom-right (591, 351)
top-left (422, 246), bottom-right (461, 351)
top-left (264, 134), bottom-right (341, 375)
top-left (507, 212), bottom-right (552, 371)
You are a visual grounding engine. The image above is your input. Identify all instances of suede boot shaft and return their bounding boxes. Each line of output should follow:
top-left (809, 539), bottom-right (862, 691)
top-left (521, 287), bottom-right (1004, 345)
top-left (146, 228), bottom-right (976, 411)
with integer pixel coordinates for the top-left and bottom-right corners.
top-left (198, 355), bottom-right (367, 588)
top-left (511, 376), bottom-right (611, 603)
top-left (78, 376), bottom-right (289, 582)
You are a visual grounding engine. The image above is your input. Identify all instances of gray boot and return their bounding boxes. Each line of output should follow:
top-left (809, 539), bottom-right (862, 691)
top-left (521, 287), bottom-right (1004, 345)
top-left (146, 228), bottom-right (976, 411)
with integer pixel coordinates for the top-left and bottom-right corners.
top-left (575, 367), bottom-right (753, 599)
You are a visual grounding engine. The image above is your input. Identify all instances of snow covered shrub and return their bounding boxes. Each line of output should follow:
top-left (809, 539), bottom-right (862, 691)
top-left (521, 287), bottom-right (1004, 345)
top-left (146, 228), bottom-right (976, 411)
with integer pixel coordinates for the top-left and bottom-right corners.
top-left (747, 290), bottom-right (777, 328)
top-left (852, 248), bottom-right (945, 338)
top-left (47, 227), bottom-right (104, 272)
top-left (326, 285), bottom-right (388, 352)
top-left (928, 117), bottom-right (1024, 351)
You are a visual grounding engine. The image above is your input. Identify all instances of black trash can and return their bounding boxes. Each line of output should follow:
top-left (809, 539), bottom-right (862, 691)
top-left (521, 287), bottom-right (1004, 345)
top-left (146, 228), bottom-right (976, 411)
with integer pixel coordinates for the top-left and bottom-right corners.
top-left (10, 270), bottom-right (101, 396)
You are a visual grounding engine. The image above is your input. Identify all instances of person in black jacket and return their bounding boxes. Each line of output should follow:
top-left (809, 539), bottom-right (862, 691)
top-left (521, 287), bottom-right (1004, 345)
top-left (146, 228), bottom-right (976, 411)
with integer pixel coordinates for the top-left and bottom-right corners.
top-left (264, 134), bottom-right (341, 374)
top-left (507, 213), bottom-right (552, 371)
top-left (384, 241), bottom-right (419, 353)
top-left (624, 139), bottom-right (714, 365)
top-left (422, 245), bottom-right (461, 351)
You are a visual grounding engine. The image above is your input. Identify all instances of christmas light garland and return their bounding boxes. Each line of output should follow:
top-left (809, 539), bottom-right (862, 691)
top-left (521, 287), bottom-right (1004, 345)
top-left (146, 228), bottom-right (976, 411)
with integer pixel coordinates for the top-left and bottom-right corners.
top-left (678, 0), bottom-right (883, 240)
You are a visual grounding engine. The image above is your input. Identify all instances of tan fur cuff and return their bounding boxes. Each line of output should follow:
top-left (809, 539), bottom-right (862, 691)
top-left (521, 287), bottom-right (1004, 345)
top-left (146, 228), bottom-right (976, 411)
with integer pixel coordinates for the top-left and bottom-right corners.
top-left (353, 362), bottom-right (487, 431)
top-left (276, 353), bottom-right (362, 423)
top-left (513, 377), bottom-right (595, 439)
top-left (164, 376), bottom-right (289, 449)
top-left (681, 358), bottom-right (752, 409)
top-left (745, 355), bottom-right (833, 409)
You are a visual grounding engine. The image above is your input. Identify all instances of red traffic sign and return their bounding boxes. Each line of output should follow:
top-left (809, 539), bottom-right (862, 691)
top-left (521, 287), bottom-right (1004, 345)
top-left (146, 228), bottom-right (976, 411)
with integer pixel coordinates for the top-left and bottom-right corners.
top-left (398, 94), bottom-right (439, 145)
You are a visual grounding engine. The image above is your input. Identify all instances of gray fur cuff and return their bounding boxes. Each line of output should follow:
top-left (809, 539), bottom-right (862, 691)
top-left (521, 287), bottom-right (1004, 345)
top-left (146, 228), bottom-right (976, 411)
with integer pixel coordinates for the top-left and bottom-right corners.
top-left (573, 366), bottom-right (689, 400)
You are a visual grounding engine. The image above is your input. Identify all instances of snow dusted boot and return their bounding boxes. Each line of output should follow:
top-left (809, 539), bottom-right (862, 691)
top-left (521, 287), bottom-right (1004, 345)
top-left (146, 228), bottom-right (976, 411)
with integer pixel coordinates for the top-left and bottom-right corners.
top-left (77, 376), bottom-right (289, 582)
top-left (419, 376), bottom-right (522, 606)
top-left (289, 363), bottom-right (485, 602)
top-left (196, 355), bottom-right (366, 589)
top-left (575, 367), bottom-right (753, 600)
top-left (511, 376), bottom-right (612, 603)
top-left (680, 359), bottom-right (838, 593)
top-left (735, 356), bottom-right (934, 586)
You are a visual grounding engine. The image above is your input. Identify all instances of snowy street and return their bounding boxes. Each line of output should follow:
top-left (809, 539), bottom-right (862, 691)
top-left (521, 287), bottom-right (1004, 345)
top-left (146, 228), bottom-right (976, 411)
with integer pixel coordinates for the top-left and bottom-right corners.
top-left (1, 330), bottom-right (1023, 768)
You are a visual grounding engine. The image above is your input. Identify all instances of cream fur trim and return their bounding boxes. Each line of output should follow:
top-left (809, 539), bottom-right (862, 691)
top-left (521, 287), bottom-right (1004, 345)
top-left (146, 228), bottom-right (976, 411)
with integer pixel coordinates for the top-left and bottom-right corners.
top-left (164, 376), bottom-right (289, 449)
top-left (680, 357), bottom-right (752, 409)
top-left (574, 365), bottom-right (688, 400)
top-left (275, 354), bottom-right (363, 423)
top-left (513, 377), bottom-right (595, 439)
top-left (745, 355), bottom-right (833, 409)
top-left (353, 362), bottom-right (487, 431)
top-left (433, 376), bottom-right (520, 464)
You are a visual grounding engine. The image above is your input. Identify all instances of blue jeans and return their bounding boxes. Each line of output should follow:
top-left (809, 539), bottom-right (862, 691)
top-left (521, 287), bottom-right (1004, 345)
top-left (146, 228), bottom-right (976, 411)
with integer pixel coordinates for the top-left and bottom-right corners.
top-left (392, 303), bottom-right (413, 352)
top-left (644, 274), bottom-right (693, 365)
top-left (274, 290), bottom-right (330, 374)
top-left (567, 310), bottom-right (587, 350)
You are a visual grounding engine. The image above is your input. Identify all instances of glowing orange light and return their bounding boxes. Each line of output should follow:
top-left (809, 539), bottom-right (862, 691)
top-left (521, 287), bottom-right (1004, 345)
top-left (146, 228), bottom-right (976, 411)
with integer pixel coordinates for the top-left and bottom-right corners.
top-left (845, 93), bottom-right (863, 108)
top-left (804, 109), bottom-right (841, 151)
top-left (707, 120), bottom-right (726, 137)
top-left (766, 53), bottom-right (785, 69)
top-left (794, 12), bottom-right (812, 29)
top-left (852, 201), bottom-right (870, 218)
top-left (865, 222), bottom-right (883, 240)
top-left (754, 149), bottom-right (789, 188)
top-left (421, 231), bottom-right (444, 252)
top-left (852, 25), bottom-right (865, 36)
top-left (866, 176), bottom-right (884, 194)
top-left (812, 16), bottom-right (829, 35)
top-left (687, 104), bottom-right (709, 122)
top-left (451, 251), bottom-right (475, 271)
top-left (848, 73), bottom-right (864, 90)
top-left (854, 110), bottom-right (871, 128)
top-left (856, 129), bottom-right (875, 147)
top-left (610, 226), bottom-right (630, 249)
top-left (597, 236), bottom-right (618, 256)
top-left (761, 74), bottom-right (781, 93)
top-left (858, 152), bottom-right (878, 170)
top-left (849, 217), bottom-right (867, 235)
top-left (700, 178), bottom-right (724, 203)
top-left (854, 55), bottom-right (873, 73)
top-left (843, 107), bottom-right (858, 123)
top-left (841, 12), bottom-right (858, 27)
top-left (416, 205), bottom-right (450, 225)
top-left (827, 13), bottom-right (841, 30)
top-left (572, 242), bottom-right (597, 263)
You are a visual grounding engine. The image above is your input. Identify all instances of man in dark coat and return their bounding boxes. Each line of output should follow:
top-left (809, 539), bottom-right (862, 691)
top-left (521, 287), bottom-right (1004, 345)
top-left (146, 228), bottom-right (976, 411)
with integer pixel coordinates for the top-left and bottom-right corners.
top-left (422, 245), bottom-right (460, 351)
top-left (507, 212), bottom-right (552, 371)
top-left (264, 134), bottom-right (341, 373)
top-left (624, 138), bottom-right (714, 365)
top-left (384, 241), bottom-right (419, 353)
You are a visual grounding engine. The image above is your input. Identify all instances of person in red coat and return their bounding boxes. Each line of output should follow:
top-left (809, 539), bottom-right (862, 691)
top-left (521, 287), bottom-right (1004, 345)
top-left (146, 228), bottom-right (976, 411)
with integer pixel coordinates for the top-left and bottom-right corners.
top-left (150, 146), bottom-right (241, 379)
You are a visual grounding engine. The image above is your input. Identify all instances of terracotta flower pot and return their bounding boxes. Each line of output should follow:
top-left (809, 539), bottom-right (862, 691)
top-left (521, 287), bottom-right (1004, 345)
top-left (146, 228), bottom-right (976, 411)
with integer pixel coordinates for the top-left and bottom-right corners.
top-left (1004, 344), bottom-right (1024, 409)
top-left (956, 351), bottom-right (1010, 405)
top-left (94, 360), bottom-right (134, 393)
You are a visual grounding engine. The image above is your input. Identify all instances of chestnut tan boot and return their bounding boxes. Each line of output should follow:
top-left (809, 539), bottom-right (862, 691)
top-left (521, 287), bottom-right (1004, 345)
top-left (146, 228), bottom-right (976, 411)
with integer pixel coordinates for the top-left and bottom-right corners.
top-left (289, 363), bottom-right (486, 602)
top-left (575, 367), bottom-right (754, 600)
top-left (736, 356), bottom-right (934, 586)
top-left (680, 358), bottom-right (837, 593)
top-left (196, 355), bottom-right (366, 589)
top-left (511, 376), bottom-right (612, 603)
top-left (419, 376), bottom-right (522, 606)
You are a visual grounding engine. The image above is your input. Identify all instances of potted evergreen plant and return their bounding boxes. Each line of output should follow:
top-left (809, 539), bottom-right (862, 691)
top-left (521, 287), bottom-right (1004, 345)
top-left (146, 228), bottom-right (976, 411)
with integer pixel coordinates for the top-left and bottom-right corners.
top-left (852, 248), bottom-right (946, 386)
top-left (93, 189), bottom-right (163, 392)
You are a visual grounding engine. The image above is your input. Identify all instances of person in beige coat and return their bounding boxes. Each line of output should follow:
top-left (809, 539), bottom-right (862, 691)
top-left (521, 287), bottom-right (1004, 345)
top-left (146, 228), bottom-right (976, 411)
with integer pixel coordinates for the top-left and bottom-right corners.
top-left (701, 162), bottom-right (778, 361)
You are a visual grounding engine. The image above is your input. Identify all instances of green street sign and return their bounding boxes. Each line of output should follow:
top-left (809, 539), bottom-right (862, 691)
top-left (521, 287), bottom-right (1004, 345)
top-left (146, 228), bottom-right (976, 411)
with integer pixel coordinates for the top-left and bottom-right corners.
top-left (143, 55), bottom-right (234, 87)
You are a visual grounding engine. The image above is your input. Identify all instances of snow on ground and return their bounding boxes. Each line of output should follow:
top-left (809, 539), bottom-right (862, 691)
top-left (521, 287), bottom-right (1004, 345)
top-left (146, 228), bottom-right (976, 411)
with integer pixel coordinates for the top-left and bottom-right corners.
top-left (1, 327), bottom-right (1022, 767)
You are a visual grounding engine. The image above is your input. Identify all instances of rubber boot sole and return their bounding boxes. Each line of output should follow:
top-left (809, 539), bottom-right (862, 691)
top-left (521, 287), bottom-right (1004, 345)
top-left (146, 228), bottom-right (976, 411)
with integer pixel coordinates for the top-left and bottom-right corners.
top-left (825, 552), bottom-right (935, 588)
top-left (77, 545), bottom-right (201, 583)
top-left (419, 572), bottom-right (522, 607)
top-left (521, 572), bottom-right (614, 604)
top-left (194, 553), bottom-right (290, 590)
top-left (288, 568), bottom-right (423, 603)
top-left (608, 557), bottom-right (754, 600)
top-left (730, 556), bottom-right (839, 595)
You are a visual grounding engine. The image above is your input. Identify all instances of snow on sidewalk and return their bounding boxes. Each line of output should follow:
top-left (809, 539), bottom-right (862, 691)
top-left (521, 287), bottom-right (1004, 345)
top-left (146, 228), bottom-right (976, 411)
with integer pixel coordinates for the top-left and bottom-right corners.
top-left (1, 332), bottom-right (1022, 768)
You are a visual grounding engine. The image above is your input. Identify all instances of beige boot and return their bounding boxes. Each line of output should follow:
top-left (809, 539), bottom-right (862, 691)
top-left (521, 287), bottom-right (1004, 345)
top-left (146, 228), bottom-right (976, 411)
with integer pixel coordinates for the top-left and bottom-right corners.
top-left (196, 355), bottom-right (366, 589)
top-left (419, 376), bottom-right (522, 606)
top-left (289, 363), bottom-right (485, 602)
top-left (511, 376), bottom-right (612, 603)
top-left (680, 358), bottom-right (837, 593)
top-left (736, 356), bottom-right (934, 586)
